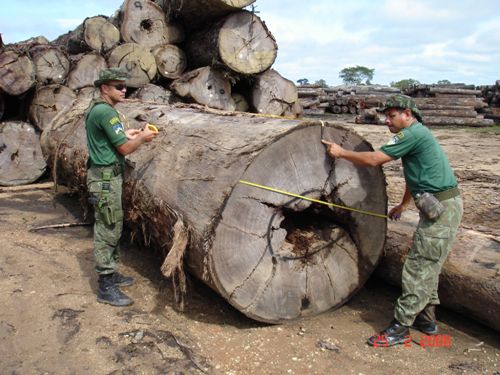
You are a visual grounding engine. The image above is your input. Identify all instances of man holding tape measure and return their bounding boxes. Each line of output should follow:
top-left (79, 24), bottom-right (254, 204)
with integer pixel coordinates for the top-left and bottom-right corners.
top-left (322, 94), bottom-right (463, 347)
top-left (85, 68), bottom-right (157, 306)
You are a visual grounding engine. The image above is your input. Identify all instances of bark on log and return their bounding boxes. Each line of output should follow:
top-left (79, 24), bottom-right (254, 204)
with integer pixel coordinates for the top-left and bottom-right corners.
top-left (185, 10), bottom-right (277, 75)
top-left (376, 212), bottom-right (500, 332)
top-left (121, 0), bottom-right (184, 48)
top-left (0, 50), bottom-right (35, 96)
top-left (251, 69), bottom-right (302, 117)
top-left (152, 44), bottom-right (187, 79)
top-left (66, 52), bottom-right (108, 91)
top-left (0, 121), bottom-right (46, 186)
top-left (29, 84), bottom-right (77, 130)
top-left (170, 66), bottom-right (235, 111)
top-left (107, 43), bottom-right (157, 88)
top-left (40, 99), bottom-right (388, 323)
top-left (429, 87), bottom-right (482, 96)
top-left (154, 0), bottom-right (255, 31)
top-left (423, 116), bottom-right (494, 127)
top-left (29, 44), bottom-right (70, 85)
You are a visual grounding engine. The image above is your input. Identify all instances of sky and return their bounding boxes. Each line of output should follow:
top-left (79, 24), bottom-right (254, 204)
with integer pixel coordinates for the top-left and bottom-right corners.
top-left (1, 0), bottom-right (499, 87)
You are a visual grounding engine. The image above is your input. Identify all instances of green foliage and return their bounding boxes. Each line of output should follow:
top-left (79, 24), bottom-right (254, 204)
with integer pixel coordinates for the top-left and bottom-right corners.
top-left (390, 78), bottom-right (421, 90)
top-left (296, 78), bottom-right (309, 86)
top-left (437, 79), bottom-right (451, 85)
top-left (339, 65), bottom-right (375, 85)
top-left (314, 79), bottom-right (328, 88)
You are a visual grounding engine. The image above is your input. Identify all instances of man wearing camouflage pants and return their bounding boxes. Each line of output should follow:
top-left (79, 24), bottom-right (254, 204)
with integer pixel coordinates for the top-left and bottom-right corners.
top-left (321, 94), bottom-right (463, 346)
top-left (86, 68), bottom-right (157, 306)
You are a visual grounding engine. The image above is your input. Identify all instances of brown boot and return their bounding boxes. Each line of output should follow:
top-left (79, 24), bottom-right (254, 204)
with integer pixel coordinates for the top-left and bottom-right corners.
top-left (413, 305), bottom-right (438, 335)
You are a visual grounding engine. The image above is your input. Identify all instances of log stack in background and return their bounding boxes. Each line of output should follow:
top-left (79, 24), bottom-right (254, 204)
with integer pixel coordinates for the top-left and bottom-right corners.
top-left (405, 84), bottom-right (494, 127)
top-left (478, 80), bottom-right (500, 124)
top-left (297, 84), bottom-right (400, 124)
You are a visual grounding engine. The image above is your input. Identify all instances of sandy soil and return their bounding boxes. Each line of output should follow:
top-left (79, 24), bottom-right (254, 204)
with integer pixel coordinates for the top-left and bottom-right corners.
top-left (0, 122), bottom-right (499, 375)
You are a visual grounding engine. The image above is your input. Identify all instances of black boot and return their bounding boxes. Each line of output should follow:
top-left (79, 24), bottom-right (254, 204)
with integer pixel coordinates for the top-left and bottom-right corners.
top-left (367, 320), bottom-right (410, 347)
top-left (111, 272), bottom-right (135, 287)
top-left (413, 305), bottom-right (438, 335)
top-left (97, 274), bottom-right (133, 306)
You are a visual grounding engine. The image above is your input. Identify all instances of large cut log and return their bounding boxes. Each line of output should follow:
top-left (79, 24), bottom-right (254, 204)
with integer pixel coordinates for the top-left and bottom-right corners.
top-left (120, 0), bottom-right (184, 48)
top-left (0, 121), bottom-right (47, 186)
top-left (152, 44), bottom-right (187, 79)
top-left (29, 85), bottom-right (77, 130)
top-left (170, 66), bottom-right (235, 110)
top-left (54, 16), bottom-right (120, 54)
top-left (376, 211), bottom-right (500, 332)
top-left (252, 69), bottom-right (302, 117)
top-left (29, 44), bottom-right (70, 85)
top-left (429, 87), bottom-right (482, 96)
top-left (66, 52), bottom-right (108, 91)
top-left (107, 43), bottom-right (157, 88)
top-left (154, 0), bottom-right (255, 31)
top-left (40, 99), bottom-right (388, 323)
top-left (0, 50), bottom-right (35, 96)
top-left (185, 10), bottom-right (277, 75)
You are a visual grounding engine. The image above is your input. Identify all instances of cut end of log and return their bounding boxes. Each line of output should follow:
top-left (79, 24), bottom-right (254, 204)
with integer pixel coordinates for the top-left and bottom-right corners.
top-left (219, 11), bottom-right (277, 74)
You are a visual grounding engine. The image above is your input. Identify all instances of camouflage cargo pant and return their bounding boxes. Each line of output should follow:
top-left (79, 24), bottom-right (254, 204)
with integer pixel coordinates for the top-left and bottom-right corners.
top-left (87, 166), bottom-right (124, 275)
top-left (394, 195), bottom-right (463, 326)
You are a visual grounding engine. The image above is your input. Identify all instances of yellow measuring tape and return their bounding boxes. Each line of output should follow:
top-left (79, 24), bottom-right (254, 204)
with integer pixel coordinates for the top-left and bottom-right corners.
top-left (239, 180), bottom-right (388, 219)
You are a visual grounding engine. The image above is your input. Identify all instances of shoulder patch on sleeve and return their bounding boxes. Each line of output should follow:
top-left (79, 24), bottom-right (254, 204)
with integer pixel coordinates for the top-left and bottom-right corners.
top-left (386, 131), bottom-right (404, 145)
top-left (109, 116), bottom-right (121, 125)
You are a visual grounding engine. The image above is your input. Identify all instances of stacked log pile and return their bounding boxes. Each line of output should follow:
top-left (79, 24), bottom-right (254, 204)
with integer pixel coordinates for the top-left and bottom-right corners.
top-left (478, 80), bottom-right (500, 124)
top-left (297, 84), bottom-right (400, 124)
top-left (405, 84), bottom-right (493, 127)
top-left (0, 0), bottom-right (303, 186)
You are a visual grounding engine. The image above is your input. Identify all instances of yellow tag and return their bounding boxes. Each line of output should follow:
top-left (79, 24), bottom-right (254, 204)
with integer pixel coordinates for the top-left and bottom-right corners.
top-left (147, 123), bottom-right (158, 133)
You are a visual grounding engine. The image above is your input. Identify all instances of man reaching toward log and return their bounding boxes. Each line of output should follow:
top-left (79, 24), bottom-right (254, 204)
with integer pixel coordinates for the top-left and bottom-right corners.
top-left (322, 94), bottom-right (463, 347)
top-left (86, 68), bottom-right (157, 306)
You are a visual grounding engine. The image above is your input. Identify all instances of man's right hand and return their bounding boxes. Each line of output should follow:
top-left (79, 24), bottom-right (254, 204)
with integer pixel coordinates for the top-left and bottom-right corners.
top-left (141, 123), bottom-right (157, 142)
top-left (388, 204), bottom-right (406, 220)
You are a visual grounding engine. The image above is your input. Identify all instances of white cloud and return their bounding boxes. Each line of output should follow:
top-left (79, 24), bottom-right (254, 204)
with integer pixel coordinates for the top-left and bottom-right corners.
top-left (383, 0), bottom-right (453, 20)
top-left (57, 18), bottom-right (84, 29)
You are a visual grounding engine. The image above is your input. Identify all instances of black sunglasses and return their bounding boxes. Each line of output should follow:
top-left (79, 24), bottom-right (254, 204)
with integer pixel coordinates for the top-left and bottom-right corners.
top-left (107, 83), bottom-right (127, 91)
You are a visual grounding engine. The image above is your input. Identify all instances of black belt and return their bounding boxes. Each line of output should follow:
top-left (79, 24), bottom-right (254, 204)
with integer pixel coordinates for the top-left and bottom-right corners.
top-left (433, 186), bottom-right (460, 202)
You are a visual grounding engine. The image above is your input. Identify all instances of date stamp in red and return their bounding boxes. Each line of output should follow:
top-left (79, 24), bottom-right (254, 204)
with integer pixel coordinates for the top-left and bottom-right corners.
top-left (372, 334), bottom-right (452, 348)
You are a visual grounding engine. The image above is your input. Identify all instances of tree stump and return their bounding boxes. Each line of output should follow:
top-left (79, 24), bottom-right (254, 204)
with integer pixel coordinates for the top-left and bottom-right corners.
top-left (0, 50), bottom-right (35, 96)
top-left (41, 99), bottom-right (388, 323)
top-left (170, 66), bottom-right (235, 110)
top-left (252, 69), bottom-right (302, 117)
top-left (107, 43), bottom-right (157, 88)
top-left (66, 52), bottom-right (108, 90)
top-left (185, 10), bottom-right (277, 75)
top-left (0, 121), bottom-right (46, 186)
top-left (29, 85), bottom-right (77, 130)
top-left (120, 0), bottom-right (184, 48)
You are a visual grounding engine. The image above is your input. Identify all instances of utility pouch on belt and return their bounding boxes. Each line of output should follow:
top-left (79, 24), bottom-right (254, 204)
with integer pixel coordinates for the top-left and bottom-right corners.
top-left (415, 192), bottom-right (445, 221)
top-left (97, 170), bottom-right (116, 226)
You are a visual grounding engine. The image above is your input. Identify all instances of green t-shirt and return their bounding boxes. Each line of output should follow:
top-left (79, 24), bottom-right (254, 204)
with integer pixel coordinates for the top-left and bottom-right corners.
top-left (85, 102), bottom-right (127, 167)
top-left (380, 122), bottom-right (457, 197)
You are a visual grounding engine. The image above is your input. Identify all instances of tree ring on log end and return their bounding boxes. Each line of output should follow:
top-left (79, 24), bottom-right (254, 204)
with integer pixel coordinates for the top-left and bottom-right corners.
top-left (210, 124), bottom-right (387, 323)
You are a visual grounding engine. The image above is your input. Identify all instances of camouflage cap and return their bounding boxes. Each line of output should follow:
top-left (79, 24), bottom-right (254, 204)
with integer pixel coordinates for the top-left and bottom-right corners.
top-left (93, 67), bottom-right (130, 87)
top-left (378, 94), bottom-right (423, 123)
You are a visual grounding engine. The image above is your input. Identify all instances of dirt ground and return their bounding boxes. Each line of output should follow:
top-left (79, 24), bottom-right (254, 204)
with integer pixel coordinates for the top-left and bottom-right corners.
top-left (0, 122), bottom-right (499, 375)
